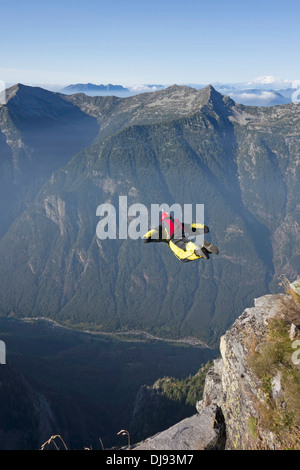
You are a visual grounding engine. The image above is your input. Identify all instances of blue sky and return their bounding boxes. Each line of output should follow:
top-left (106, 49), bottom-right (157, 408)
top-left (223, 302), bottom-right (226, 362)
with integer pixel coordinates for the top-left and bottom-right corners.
top-left (1, 0), bottom-right (300, 87)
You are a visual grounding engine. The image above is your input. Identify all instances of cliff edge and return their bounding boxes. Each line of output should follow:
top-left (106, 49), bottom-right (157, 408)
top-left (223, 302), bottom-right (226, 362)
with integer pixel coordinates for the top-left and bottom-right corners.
top-left (134, 292), bottom-right (300, 450)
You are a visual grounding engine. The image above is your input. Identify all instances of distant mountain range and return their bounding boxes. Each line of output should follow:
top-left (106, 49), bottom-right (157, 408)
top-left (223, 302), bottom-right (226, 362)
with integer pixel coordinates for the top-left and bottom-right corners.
top-left (62, 83), bottom-right (130, 93)
top-left (61, 83), bottom-right (166, 97)
top-left (58, 79), bottom-right (299, 106)
top-left (0, 83), bottom-right (300, 347)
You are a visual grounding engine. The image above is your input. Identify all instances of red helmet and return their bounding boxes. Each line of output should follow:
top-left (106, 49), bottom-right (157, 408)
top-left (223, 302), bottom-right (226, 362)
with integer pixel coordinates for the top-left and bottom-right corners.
top-left (160, 211), bottom-right (169, 224)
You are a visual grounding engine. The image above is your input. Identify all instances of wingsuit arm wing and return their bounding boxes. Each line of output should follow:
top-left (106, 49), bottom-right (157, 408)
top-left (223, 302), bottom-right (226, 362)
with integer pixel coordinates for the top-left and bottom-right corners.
top-left (183, 223), bottom-right (209, 236)
top-left (143, 226), bottom-right (162, 243)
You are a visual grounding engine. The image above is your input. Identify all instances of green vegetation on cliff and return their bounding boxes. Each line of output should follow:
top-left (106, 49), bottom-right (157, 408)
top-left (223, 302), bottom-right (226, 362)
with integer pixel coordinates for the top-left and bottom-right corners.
top-left (248, 293), bottom-right (300, 449)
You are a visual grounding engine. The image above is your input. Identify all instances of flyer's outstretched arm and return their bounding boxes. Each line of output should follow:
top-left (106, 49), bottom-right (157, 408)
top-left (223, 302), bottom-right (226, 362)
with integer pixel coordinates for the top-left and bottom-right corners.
top-left (143, 226), bottom-right (162, 243)
top-left (183, 223), bottom-right (209, 236)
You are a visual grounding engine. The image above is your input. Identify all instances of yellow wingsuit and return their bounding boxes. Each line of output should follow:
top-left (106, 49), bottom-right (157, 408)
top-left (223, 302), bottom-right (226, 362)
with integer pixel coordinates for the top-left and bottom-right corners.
top-left (143, 212), bottom-right (219, 262)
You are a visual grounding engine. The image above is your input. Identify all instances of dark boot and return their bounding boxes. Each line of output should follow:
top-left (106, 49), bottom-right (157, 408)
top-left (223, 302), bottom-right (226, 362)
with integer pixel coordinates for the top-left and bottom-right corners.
top-left (195, 246), bottom-right (210, 260)
top-left (203, 240), bottom-right (219, 255)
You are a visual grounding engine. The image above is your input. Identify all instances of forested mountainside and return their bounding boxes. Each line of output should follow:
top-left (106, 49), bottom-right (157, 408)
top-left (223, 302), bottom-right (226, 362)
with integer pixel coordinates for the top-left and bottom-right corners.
top-left (0, 83), bottom-right (299, 346)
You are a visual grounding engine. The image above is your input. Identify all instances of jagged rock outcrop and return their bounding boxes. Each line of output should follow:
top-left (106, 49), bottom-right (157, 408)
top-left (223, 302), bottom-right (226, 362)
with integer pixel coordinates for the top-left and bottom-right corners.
top-left (134, 405), bottom-right (225, 450)
top-left (129, 362), bottom-right (211, 444)
top-left (134, 293), bottom-right (300, 450)
top-left (198, 294), bottom-right (285, 449)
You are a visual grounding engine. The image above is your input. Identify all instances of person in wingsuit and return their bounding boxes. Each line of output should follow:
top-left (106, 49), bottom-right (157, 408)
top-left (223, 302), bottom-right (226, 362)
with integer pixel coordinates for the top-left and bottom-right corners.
top-left (143, 211), bottom-right (219, 262)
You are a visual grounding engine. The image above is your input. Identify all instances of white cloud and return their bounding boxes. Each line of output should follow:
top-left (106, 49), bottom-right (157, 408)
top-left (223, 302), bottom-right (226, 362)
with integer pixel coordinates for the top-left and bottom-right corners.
top-left (229, 90), bottom-right (281, 106)
top-left (128, 85), bottom-right (164, 93)
top-left (292, 79), bottom-right (300, 89)
top-left (248, 75), bottom-right (279, 84)
top-left (246, 75), bottom-right (293, 89)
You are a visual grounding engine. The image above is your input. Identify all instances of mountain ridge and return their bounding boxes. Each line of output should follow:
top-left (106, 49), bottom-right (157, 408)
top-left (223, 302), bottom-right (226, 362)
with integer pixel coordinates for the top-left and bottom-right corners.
top-left (0, 83), bottom-right (99, 236)
top-left (0, 83), bottom-right (299, 346)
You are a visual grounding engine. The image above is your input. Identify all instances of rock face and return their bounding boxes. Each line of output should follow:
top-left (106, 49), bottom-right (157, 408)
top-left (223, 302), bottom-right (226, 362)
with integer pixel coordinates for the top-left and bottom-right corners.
top-left (134, 405), bottom-right (225, 450)
top-left (199, 294), bottom-right (284, 450)
top-left (134, 293), bottom-right (300, 450)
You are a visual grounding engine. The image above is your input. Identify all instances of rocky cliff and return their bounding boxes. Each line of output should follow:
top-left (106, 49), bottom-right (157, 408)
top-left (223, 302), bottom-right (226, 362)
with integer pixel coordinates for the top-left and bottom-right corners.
top-left (134, 291), bottom-right (300, 450)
